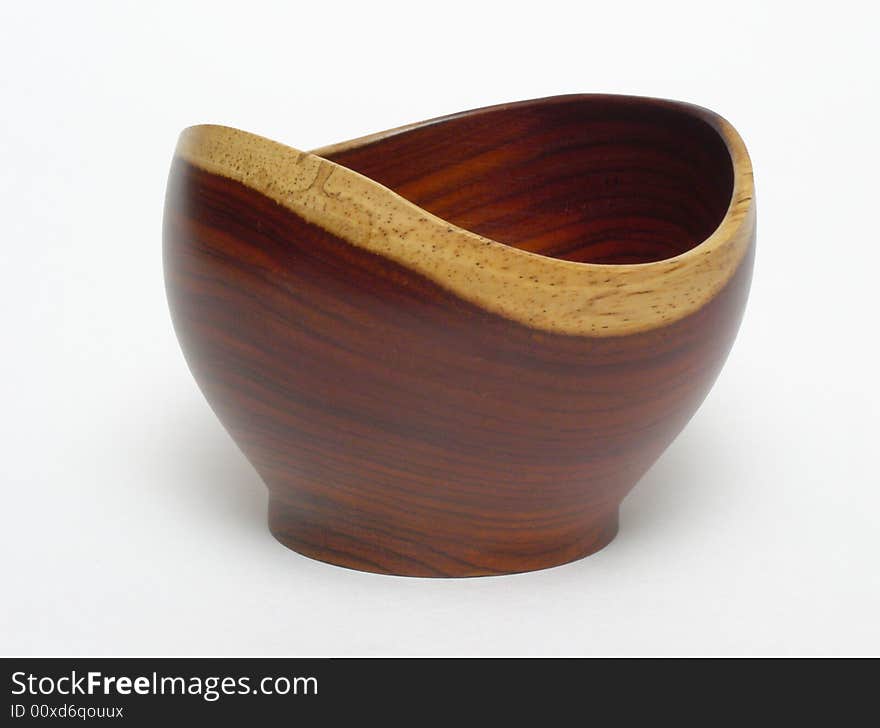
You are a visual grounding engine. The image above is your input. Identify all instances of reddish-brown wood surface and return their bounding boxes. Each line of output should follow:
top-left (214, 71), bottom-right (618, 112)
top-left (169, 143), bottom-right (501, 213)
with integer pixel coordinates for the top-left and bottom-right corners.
top-left (164, 95), bottom-right (755, 576)
top-left (319, 95), bottom-right (734, 265)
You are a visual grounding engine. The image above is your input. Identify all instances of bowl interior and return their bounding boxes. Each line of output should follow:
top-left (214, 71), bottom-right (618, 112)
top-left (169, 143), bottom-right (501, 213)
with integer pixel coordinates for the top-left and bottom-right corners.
top-left (321, 97), bottom-right (735, 264)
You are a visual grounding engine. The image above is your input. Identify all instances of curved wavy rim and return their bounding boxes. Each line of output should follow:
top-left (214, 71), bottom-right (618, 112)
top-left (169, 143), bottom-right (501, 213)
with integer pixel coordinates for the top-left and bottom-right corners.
top-left (172, 94), bottom-right (755, 337)
top-left (312, 94), bottom-right (754, 273)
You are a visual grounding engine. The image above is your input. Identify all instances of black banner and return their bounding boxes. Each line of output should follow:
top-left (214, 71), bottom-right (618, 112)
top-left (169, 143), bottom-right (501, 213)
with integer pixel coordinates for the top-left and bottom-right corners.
top-left (4, 658), bottom-right (591, 722)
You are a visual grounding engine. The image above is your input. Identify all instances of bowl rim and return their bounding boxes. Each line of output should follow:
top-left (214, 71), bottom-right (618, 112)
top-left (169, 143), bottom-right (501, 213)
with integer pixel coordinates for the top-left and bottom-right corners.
top-left (172, 94), bottom-right (755, 337)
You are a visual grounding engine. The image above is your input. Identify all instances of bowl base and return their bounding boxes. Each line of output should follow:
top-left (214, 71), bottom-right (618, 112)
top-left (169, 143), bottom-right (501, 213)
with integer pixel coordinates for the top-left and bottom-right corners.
top-left (267, 495), bottom-right (619, 577)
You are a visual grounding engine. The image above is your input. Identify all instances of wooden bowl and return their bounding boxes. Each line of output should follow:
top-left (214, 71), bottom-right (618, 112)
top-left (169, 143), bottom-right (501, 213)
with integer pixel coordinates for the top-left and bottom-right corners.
top-left (164, 94), bottom-right (755, 576)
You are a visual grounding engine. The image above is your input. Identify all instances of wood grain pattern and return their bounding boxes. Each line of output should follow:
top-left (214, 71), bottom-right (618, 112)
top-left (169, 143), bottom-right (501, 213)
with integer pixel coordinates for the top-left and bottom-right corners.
top-left (164, 95), bottom-right (756, 576)
top-left (177, 96), bottom-right (753, 336)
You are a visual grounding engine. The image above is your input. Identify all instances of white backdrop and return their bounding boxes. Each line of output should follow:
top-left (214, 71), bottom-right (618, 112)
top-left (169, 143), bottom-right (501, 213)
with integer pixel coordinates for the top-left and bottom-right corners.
top-left (1, 1), bottom-right (877, 655)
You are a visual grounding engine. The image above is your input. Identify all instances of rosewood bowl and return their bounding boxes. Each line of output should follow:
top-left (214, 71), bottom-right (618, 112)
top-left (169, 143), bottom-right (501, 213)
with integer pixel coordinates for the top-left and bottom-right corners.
top-left (163, 94), bottom-right (755, 576)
